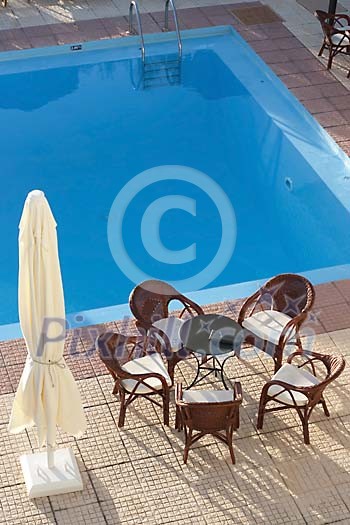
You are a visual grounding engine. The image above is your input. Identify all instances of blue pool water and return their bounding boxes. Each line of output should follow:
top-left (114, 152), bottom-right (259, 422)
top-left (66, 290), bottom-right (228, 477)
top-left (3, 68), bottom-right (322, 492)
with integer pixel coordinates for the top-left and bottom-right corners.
top-left (1, 26), bottom-right (350, 332)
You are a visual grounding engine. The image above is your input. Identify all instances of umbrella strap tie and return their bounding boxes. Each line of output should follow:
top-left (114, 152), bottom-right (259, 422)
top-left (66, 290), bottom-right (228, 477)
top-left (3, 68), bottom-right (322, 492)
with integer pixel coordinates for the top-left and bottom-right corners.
top-left (32, 358), bottom-right (66, 387)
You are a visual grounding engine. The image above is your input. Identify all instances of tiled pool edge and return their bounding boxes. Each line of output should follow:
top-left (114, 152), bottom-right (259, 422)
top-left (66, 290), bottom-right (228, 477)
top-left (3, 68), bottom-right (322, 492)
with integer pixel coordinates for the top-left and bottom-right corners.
top-left (1, 277), bottom-right (350, 394)
top-left (2, 264), bottom-right (350, 341)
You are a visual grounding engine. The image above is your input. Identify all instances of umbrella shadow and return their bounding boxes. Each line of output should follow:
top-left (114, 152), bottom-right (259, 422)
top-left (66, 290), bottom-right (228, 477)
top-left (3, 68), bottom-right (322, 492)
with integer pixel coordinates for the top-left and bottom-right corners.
top-left (85, 469), bottom-right (122, 524)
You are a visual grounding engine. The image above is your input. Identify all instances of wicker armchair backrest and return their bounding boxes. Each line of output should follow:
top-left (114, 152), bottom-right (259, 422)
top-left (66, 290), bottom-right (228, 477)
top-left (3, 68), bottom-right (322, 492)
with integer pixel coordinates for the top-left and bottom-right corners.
top-left (178, 399), bottom-right (240, 432)
top-left (314, 10), bottom-right (334, 38)
top-left (259, 273), bottom-right (315, 318)
top-left (96, 331), bottom-right (145, 375)
top-left (129, 279), bottom-right (204, 327)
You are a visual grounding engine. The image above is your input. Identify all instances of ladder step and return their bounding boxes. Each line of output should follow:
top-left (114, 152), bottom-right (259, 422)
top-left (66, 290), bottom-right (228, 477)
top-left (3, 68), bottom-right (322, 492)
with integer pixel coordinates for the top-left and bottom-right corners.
top-left (144, 73), bottom-right (180, 82)
top-left (144, 62), bottom-right (180, 70)
top-left (144, 63), bottom-right (180, 73)
top-left (144, 80), bottom-right (180, 89)
top-left (145, 55), bottom-right (180, 65)
top-left (144, 69), bottom-right (180, 80)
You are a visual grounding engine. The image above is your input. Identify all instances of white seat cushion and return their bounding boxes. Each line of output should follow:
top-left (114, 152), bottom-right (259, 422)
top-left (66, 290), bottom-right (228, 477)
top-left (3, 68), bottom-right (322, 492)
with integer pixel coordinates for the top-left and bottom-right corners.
top-left (268, 363), bottom-right (320, 406)
top-left (153, 317), bottom-right (185, 352)
top-left (336, 24), bottom-right (350, 31)
top-left (331, 33), bottom-right (350, 45)
top-left (183, 389), bottom-right (234, 404)
top-left (121, 353), bottom-right (171, 394)
top-left (242, 310), bottom-right (295, 345)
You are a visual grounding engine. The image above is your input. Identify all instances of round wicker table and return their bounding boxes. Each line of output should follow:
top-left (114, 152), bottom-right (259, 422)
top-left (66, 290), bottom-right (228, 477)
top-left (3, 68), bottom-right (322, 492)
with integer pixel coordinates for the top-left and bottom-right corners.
top-left (179, 314), bottom-right (244, 389)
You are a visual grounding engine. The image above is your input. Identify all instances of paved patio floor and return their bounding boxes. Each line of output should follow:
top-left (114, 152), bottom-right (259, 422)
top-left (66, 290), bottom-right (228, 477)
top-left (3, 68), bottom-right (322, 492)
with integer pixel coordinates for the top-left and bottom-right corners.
top-left (1, 1), bottom-right (350, 524)
top-left (0, 279), bottom-right (350, 524)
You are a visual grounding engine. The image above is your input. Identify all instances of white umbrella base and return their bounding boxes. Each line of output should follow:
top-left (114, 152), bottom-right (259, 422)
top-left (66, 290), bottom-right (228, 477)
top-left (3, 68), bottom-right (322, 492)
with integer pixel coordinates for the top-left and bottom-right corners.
top-left (20, 448), bottom-right (83, 498)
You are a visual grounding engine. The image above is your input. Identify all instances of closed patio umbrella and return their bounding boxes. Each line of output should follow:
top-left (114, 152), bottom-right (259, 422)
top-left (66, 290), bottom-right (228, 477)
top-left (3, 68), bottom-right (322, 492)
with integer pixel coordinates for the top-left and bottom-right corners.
top-left (8, 190), bottom-right (87, 498)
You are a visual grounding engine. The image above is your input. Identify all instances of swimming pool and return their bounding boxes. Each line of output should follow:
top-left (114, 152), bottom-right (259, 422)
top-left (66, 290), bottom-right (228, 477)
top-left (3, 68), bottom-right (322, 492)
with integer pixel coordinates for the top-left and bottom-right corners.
top-left (1, 26), bottom-right (350, 337)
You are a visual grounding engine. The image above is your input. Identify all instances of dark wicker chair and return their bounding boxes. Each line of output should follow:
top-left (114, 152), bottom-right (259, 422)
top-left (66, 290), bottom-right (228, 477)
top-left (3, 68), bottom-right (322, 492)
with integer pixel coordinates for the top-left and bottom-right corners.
top-left (96, 331), bottom-right (171, 427)
top-left (314, 10), bottom-right (350, 71)
top-left (238, 274), bottom-right (315, 373)
top-left (129, 280), bottom-right (204, 382)
top-left (257, 350), bottom-right (345, 444)
top-left (175, 382), bottom-right (242, 464)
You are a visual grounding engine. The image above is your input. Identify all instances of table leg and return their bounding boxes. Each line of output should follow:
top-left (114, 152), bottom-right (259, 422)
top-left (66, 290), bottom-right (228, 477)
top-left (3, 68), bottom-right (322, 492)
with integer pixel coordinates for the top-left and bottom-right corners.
top-left (220, 353), bottom-right (237, 390)
top-left (185, 353), bottom-right (201, 389)
top-left (185, 355), bottom-right (221, 389)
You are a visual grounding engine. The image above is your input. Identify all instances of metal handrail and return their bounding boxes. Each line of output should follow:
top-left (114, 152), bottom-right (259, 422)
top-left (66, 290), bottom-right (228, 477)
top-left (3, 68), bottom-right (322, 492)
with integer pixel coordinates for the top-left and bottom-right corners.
top-left (129, 0), bottom-right (145, 63)
top-left (164, 0), bottom-right (182, 58)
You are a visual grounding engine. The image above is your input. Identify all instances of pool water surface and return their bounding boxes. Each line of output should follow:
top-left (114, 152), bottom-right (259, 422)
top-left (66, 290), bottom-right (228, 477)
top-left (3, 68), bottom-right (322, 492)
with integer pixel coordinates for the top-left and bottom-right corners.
top-left (1, 27), bottom-right (350, 330)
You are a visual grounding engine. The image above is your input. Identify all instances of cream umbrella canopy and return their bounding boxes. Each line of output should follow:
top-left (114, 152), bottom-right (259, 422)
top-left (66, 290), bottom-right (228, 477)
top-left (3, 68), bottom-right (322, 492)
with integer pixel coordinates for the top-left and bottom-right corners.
top-left (8, 190), bottom-right (86, 470)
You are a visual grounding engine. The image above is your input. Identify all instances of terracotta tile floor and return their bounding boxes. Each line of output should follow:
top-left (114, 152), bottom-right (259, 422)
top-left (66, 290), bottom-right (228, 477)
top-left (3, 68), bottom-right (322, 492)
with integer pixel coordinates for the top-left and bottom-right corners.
top-left (1, 2), bottom-right (350, 524)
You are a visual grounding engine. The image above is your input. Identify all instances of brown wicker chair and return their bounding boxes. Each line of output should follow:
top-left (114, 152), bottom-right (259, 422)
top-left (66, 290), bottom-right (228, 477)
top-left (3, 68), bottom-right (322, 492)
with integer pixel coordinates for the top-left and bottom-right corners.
top-left (257, 350), bottom-right (345, 444)
top-left (96, 331), bottom-right (171, 427)
top-left (238, 273), bottom-right (315, 374)
top-left (314, 10), bottom-right (350, 70)
top-left (129, 280), bottom-right (204, 382)
top-left (175, 382), bottom-right (242, 464)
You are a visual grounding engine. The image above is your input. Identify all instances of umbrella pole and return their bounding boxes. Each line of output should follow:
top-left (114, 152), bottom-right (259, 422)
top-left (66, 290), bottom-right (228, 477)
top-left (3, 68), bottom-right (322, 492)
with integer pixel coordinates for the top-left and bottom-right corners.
top-left (47, 446), bottom-right (55, 469)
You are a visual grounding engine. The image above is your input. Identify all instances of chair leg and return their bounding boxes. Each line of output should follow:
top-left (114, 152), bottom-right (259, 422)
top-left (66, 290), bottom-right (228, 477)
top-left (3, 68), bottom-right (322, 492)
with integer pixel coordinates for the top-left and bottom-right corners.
top-left (118, 391), bottom-right (127, 428)
top-left (273, 346), bottom-right (283, 374)
top-left (302, 419), bottom-right (310, 445)
top-left (183, 429), bottom-right (192, 464)
top-left (227, 429), bottom-right (236, 464)
top-left (327, 50), bottom-right (334, 69)
top-left (233, 409), bottom-right (240, 430)
top-left (175, 407), bottom-right (182, 431)
top-left (321, 398), bottom-right (330, 417)
top-left (183, 446), bottom-right (190, 464)
top-left (168, 360), bottom-right (175, 386)
top-left (163, 390), bottom-right (170, 426)
top-left (318, 42), bottom-right (326, 57)
top-left (257, 397), bottom-right (267, 430)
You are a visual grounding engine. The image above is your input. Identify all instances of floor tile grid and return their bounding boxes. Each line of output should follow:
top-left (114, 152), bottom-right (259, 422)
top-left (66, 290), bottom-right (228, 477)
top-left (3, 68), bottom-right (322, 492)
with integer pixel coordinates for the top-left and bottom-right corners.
top-left (0, 336), bottom-right (350, 523)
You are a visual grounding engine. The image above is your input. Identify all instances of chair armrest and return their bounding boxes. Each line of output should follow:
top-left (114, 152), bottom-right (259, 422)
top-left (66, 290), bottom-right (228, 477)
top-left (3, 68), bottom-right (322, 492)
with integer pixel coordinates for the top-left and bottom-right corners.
top-left (147, 325), bottom-right (173, 358)
top-left (287, 350), bottom-right (305, 363)
top-left (237, 290), bottom-right (260, 325)
top-left (120, 368), bottom-right (170, 391)
top-left (278, 312), bottom-right (306, 348)
top-left (135, 320), bottom-right (152, 333)
top-left (179, 297), bottom-right (204, 318)
top-left (287, 350), bottom-right (327, 377)
top-left (334, 14), bottom-right (350, 26)
top-left (262, 378), bottom-right (313, 399)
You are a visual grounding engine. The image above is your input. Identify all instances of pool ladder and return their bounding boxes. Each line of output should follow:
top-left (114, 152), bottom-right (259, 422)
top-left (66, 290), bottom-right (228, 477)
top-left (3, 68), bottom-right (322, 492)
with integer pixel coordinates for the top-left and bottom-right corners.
top-left (129, 0), bottom-right (182, 88)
